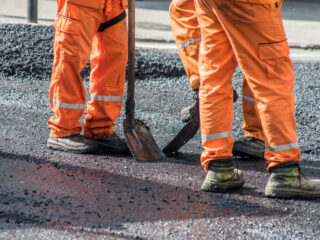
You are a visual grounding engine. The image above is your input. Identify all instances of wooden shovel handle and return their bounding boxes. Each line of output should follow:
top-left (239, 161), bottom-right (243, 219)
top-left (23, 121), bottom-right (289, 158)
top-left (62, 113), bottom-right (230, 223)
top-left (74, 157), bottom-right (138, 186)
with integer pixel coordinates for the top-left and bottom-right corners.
top-left (125, 0), bottom-right (135, 126)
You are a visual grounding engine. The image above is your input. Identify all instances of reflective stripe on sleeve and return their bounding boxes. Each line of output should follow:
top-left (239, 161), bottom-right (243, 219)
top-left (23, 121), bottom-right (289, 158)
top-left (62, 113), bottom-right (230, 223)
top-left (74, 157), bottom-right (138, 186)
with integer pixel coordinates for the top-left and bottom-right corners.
top-left (91, 95), bottom-right (123, 102)
top-left (243, 95), bottom-right (255, 102)
top-left (177, 37), bottom-right (201, 50)
top-left (50, 100), bottom-right (85, 109)
top-left (267, 142), bottom-right (299, 152)
top-left (201, 131), bottom-right (233, 142)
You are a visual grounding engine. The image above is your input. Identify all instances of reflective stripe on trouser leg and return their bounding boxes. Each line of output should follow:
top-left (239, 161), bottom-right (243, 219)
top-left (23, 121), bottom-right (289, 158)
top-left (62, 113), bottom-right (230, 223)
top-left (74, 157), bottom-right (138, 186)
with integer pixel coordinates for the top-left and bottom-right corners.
top-left (48, 0), bottom-right (105, 138)
top-left (265, 142), bottom-right (300, 171)
top-left (83, 2), bottom-right (128, 139)
top-left (201, 130), bottom-right (234, 172)
top-left (177, 37), bottom-right (201, 50)
top-left (241, 76), bottom-right (264, 141)
top-left (169, 0), bottom-right (201, 90)
top-left (194, 0), bottom-right (302, 170)
top-left (48, 99), bottom-right (86, 137)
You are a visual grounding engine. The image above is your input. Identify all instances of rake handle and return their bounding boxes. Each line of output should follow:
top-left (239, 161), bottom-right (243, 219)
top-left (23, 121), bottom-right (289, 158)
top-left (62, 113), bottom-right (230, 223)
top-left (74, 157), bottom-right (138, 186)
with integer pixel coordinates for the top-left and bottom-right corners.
top-left (125, 0), bottom-right (136, 127)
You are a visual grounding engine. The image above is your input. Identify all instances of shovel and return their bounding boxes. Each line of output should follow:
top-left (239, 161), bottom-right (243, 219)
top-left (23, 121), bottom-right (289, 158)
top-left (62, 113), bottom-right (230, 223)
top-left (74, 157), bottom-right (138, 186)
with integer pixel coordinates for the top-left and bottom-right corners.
top-left (163, 116), bottom-right (200, 155)
top-left (123, 0), bottom-right (165, 162)
top-left (163, 89), bottom-right (238, 155)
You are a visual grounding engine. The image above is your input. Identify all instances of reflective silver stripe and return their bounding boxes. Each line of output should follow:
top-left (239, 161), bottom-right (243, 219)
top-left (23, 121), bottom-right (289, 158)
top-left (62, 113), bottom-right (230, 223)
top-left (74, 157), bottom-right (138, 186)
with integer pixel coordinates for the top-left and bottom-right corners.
top-left (202, 131), bottom-right (233, 142)
top-left (243, 95), bottom-right (255, 102)
top-left (177, 37), bottom-right (201, 50)
top-left (267, 142), bottom-right (299, 152)
top-left (91, 95), bottom-right (123, 101)
top-left (49, 100), bottom-right (85, 109)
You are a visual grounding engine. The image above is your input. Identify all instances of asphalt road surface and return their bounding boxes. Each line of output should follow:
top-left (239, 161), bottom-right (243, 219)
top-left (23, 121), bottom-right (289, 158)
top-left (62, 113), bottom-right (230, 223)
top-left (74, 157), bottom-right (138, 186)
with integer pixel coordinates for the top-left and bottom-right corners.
top-left (0, 24), bottom-right (319, 240)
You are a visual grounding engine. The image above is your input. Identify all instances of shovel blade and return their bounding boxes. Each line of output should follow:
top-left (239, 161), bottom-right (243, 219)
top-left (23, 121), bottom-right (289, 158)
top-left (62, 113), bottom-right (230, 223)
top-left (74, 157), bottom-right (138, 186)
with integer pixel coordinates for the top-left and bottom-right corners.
top-left (163, 117), bottom-right (200, 155)
top-left (123, 118), bottom-right (165, 162)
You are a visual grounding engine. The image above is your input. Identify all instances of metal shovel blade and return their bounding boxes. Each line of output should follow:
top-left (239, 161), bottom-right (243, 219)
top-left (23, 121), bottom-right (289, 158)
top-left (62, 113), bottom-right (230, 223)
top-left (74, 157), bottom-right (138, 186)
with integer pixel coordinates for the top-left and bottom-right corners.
top-left (123, 118), bottom-right (165, 162)
top-left (163, 116), bottom-right (200, 155)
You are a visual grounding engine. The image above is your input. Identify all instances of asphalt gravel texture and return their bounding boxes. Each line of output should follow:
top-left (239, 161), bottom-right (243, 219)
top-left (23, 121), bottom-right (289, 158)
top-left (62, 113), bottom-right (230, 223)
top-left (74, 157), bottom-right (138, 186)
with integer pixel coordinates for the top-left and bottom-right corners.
top-left (0, 24), bottom-right (319, 240)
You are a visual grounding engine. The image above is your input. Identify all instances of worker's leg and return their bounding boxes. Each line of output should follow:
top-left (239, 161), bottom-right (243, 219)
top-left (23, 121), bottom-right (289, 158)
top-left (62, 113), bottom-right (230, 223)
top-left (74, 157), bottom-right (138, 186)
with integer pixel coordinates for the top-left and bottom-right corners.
top-left (169, 0), bottom-right (201, 91)
top-left (241, 77), bottom-right (264, 141)
top-left (193, 0), bottom-right (239, 169)
top-left (232, 76), bottom-right (265, 159)
top-left (196, 0), bottom-right (319, 198)
top-left (202, 0), bottom-right (301, 170)
top-left (82, 0), bottom-right (129, 154)
top-left (48, 0), bottom-right (104, 138)
top-left (194, 0), bottom-right (244, 192)
top-left (170, 0), bottom-right (238, 123)
top-left (83, 0), bottom-right (128, 140)
top-left (169, 0), bottom-right (201, 122)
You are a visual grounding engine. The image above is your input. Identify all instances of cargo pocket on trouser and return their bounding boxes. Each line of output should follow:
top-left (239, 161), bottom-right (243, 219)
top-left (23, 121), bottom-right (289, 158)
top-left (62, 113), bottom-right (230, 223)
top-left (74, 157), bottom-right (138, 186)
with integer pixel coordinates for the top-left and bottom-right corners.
top-left (259, 40), bottom-right (293, 86)
top-left (53, 15), bottom-right (81, 63)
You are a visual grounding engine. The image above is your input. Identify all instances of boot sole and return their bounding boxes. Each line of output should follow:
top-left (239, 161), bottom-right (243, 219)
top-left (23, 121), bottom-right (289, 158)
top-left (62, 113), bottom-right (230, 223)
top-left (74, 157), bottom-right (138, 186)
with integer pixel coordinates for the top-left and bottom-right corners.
top-left (201, 180), bottom-right (244, 193)
top-left (47, 140), bottom-right (95, 154)
top-left (265, 187), bottom-right (320, 199)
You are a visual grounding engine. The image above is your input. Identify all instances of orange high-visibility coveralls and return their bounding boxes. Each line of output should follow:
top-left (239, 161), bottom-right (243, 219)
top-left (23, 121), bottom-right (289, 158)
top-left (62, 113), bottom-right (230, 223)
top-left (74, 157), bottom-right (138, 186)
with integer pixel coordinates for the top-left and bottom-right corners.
top-left (48, 0), bottom-right (128, 139)
top-left (169, 0), bottom-right (264, 141)
top-left (194, 0), bottom-right (301, 171)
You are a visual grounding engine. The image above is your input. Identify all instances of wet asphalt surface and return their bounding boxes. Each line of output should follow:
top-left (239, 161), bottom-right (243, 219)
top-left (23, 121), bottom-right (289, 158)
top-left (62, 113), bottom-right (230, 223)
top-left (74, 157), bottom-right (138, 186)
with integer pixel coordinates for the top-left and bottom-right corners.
top-left (0, 24), bottom-right (319, 239)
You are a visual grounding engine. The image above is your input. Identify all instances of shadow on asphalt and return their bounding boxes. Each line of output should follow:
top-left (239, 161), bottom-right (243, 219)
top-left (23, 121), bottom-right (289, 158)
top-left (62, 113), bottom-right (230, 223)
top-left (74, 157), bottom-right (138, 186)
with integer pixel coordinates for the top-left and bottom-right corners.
top-left (163, 152), bottom-right (266, 174)
top-left (0, 150), bottom-right (287, 232)
top-left (162, 152), bottom-right (320, 178)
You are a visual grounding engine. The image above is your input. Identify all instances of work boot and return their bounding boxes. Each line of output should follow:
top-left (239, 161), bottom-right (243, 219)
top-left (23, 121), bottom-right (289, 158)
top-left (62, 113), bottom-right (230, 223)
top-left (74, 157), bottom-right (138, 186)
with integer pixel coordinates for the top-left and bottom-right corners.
top-left (92, 133), bottom-right (130, 154)
top-left (47, 134), bottom-right (97, 153)
top-left (201, 158), bottom-right (244, 193)
top-left (180, 89), bottom-right (238, 123)
top-left (232, 137), bottom-right (265, 159)
top-left (265, 162), bottom-right (320, 199)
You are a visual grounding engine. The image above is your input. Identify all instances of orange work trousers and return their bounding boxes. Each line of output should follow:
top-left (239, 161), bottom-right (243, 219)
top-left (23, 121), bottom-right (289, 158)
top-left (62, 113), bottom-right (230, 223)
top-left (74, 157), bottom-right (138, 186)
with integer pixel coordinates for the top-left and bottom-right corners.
top-left (195, 0), bottom-right (301, 171)
top-left (48, 0), bottom-right (128, 139)
top-left (170, 0), bottom-right (264, 141)
top-left (169, 0), bottom-right (201, 91)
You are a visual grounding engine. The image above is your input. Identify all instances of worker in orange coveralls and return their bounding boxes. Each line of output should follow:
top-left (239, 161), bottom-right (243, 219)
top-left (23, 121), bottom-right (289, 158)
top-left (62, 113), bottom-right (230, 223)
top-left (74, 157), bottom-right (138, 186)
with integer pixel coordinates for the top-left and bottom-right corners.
top-left (193, 0), bottom-right (320, 198)
top-left (169, 0), bottom-right (265, 160)
top-left (47, 0), bottom-right (130, 154)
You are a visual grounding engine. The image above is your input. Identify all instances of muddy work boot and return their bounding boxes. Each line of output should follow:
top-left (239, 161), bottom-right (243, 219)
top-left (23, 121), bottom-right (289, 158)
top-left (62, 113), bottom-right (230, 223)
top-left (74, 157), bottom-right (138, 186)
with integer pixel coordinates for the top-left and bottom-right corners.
top-left (93, 133), bottom-right (130, 154)
top-left (201, 158), bottom-right (244, 193)
top-left (265, 162), bottom-right (320, 199)
top-left (47, 134), bottom-right (97, 153)
top-left (232, 137), bottom-right (265, 159)
top-left (180, 89), bottom-right (238, 123)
